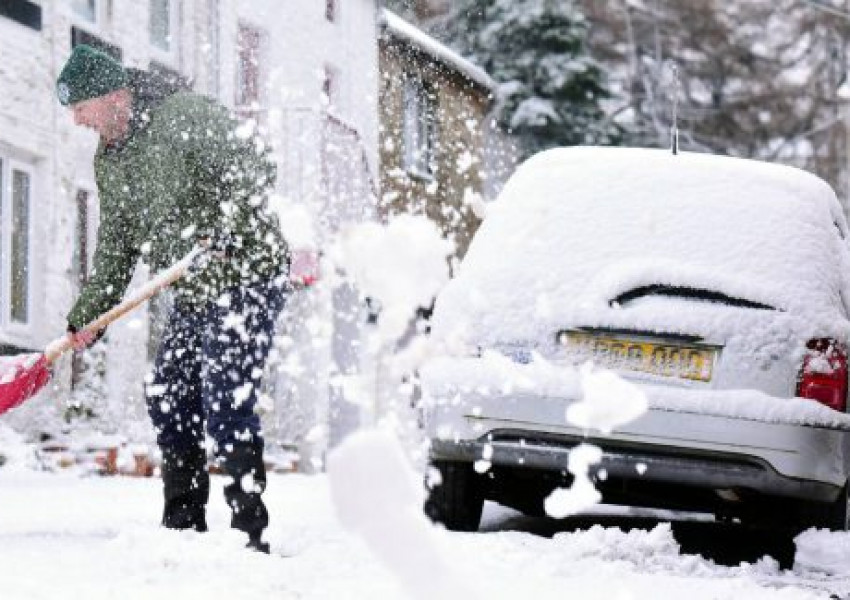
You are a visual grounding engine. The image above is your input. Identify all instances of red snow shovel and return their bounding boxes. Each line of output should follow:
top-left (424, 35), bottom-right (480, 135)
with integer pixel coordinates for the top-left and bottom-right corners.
top-left (0, 247), bottom-right (207, 416)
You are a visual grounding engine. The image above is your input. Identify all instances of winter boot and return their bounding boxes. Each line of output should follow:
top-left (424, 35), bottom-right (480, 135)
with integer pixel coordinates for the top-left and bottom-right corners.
top-left (220, 443), bottom-right (269, 552)
top-left (161, 447), bottom-right (210, 532)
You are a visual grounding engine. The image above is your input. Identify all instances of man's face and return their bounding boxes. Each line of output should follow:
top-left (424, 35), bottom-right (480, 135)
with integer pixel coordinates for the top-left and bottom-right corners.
top-left (71, 88), bottom-right (132, 143)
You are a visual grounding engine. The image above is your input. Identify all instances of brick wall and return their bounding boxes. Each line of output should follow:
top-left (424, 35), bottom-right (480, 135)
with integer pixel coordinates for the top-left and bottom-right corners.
top-left (379, 34), bottom-right (492, 260)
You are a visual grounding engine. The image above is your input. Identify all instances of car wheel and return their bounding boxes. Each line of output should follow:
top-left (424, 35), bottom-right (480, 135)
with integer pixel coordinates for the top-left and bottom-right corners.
top-left (424, 460), bottom-right (484, 532)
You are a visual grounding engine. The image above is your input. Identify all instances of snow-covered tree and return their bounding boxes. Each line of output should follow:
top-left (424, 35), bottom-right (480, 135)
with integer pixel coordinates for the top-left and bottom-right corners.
top-left (437, 0), bottom-right (622, 159)
top-left (583, 0), bottom-right (850, 202)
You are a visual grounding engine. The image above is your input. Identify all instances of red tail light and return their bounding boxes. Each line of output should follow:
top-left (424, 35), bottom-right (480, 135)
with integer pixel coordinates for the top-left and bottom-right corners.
top-left (797, 339), bottom-right (848, 412)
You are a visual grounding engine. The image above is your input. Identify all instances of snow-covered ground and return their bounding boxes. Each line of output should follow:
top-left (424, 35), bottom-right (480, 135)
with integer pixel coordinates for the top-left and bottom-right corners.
top-left (2, 440), bottom-right (850, 599)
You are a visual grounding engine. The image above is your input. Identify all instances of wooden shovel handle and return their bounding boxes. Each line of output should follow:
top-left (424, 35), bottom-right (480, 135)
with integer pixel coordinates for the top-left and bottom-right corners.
top-left (43, 247), bottom-right (205, 364)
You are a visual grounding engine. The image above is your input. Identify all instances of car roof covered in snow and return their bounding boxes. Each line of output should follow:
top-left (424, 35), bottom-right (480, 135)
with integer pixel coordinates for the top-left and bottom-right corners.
top-left (432, 146), bottom-right (850, 346)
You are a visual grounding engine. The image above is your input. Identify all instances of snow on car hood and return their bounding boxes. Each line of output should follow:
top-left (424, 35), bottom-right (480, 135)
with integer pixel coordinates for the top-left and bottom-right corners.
top-left (432, 147), bottom-right (850, 349)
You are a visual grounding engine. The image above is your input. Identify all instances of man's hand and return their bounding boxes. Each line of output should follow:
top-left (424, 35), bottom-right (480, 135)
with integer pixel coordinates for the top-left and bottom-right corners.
top-left (67, 328), bottom-right (98, 351)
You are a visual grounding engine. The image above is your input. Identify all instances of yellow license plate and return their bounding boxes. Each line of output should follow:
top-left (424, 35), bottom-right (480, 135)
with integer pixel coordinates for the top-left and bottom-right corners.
top-left (560, 332), bottom-right (717, 382)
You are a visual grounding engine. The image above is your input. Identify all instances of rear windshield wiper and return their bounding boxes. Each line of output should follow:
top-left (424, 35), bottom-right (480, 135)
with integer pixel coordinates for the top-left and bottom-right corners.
top-left (611, 285), bottom-right (776, 311)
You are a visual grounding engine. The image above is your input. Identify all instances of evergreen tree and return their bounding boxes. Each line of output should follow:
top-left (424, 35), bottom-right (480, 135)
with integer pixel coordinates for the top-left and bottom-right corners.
top-left (582, 0), bottom-right (850, 201)
top-left (437, 0), bottom-right (621, 159)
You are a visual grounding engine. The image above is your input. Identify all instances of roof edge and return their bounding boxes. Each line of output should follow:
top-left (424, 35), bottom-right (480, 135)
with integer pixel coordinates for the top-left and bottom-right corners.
top-left (378, 8), bottom-right (497, 93)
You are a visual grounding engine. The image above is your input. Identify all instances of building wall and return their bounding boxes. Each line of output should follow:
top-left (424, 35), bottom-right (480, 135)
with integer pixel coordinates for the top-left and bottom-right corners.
top-left (379, 36), bottom-right (491, 260)
top-left (181, 0), bottom-right (380, 208)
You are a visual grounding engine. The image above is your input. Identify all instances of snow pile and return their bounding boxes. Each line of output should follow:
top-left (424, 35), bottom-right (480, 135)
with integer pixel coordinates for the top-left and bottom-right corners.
top-left (327, 429), bottom-right (477, 599)
top-left (331, 215), bottom-right (454, 344)
top-left (550, 522), bottom-right (689, 570)
top-left (794, 529), bottom-right (850, 575)
top-left (568, 362), bottom-right (648, 434)
top-left (432, 147), bottom-right (850, 349)
top-left (0, 453), bottom-right (835, 599)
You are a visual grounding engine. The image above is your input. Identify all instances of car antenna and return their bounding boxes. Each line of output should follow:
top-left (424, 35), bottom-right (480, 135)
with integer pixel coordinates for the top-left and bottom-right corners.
top-left (670, 62), bottom-right (680, 155)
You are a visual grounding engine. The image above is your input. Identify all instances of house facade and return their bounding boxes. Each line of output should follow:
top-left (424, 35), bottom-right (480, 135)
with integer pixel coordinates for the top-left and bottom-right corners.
top-left (378, 9), bottom-right (497, 260)
top-left (0, 1), bottom-right (380, 461)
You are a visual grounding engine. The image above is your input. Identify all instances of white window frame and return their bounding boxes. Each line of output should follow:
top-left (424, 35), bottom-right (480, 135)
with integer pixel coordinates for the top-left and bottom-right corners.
top-left (402, 77), bottom-right (437, 179)
top-left (0, 159), bottom-right (35, 333)
top-left (149, 0), bottom-right (180, 64)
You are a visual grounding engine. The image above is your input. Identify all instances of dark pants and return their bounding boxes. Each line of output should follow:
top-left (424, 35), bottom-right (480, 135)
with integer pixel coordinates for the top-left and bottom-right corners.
top-left (145, 275), bottom-right (287, 539)
top-left (147, 276), bottom-right (287, 453)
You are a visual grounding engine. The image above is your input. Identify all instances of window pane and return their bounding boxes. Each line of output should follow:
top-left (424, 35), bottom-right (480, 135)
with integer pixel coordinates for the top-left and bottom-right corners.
top-left (73, 0), bottom-right (97, 23)
top-left (402, 81), bottom-right (419, 170)
top-left (402, 79), bottom-right (436, 175)
top-left (206, 0), bottom-right (221, 97)
top-left (150, 0), bottom-right (171, 51)
top-left (11, 170), bottom-right (30, 324)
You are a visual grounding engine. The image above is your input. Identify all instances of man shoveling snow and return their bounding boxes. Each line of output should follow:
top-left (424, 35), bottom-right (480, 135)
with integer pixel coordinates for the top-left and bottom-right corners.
top-left (56, 44), bottom-right (290, 553)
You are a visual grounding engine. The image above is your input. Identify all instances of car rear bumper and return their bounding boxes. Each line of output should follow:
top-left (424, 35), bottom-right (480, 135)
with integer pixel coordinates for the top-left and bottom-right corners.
top-left (430, 433), bottom-right (840, 503)
top-left (424, 393), bottom-right (850, 502)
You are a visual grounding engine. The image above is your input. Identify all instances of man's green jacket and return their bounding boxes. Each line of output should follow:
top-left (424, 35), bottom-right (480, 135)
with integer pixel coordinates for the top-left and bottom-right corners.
top-left (68, 71), bottom-right (288, 331)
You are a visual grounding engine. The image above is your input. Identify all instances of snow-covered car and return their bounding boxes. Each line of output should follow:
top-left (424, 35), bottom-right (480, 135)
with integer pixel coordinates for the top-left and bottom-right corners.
top-left (421, 146), bottom-right (850, 532)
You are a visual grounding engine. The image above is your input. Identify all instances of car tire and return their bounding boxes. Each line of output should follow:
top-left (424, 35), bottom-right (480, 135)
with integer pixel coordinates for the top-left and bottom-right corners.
top-left (424, 460), bottom-right (484, 532)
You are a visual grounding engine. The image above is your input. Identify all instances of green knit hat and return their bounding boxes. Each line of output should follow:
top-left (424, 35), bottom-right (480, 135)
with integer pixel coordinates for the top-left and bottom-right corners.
top-left (56, 45), bottom-right (128, 106)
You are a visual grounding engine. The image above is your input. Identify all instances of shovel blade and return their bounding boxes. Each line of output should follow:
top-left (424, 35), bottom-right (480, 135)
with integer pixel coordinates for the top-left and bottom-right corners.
top-left (0, 354), bottom-right (50, 416)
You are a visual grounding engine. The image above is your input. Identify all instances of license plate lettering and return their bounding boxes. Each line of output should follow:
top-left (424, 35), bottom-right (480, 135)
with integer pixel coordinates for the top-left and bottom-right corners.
top-left (562, 332), bottom-right (715, 382)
